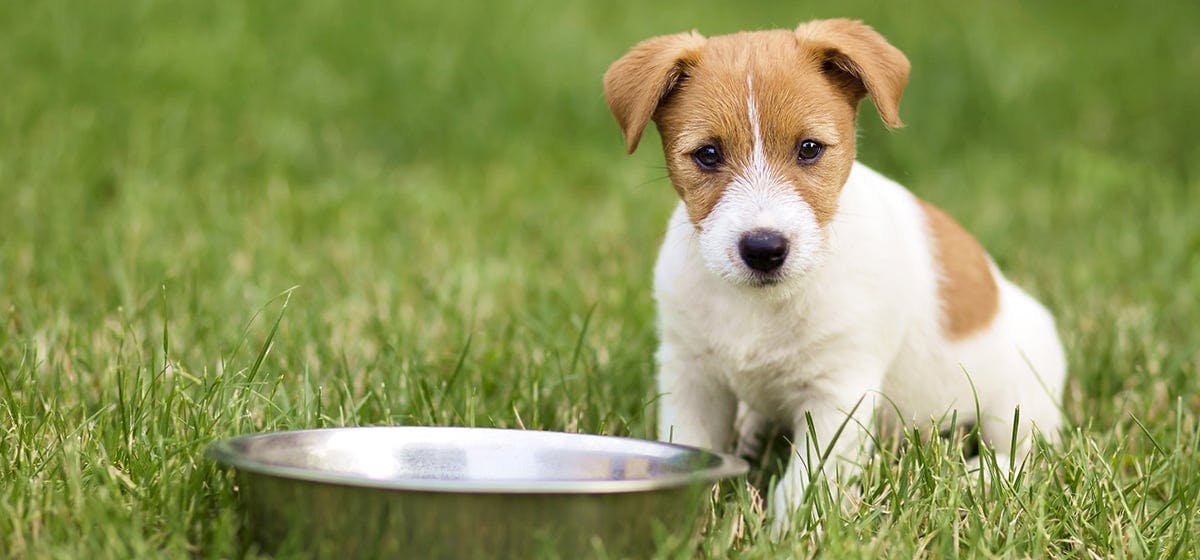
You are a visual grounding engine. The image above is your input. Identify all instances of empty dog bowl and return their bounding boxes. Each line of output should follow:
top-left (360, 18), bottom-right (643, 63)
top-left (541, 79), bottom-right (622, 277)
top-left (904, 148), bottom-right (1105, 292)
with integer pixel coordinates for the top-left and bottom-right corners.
top-left (207, 426), bottom-right (748, 558)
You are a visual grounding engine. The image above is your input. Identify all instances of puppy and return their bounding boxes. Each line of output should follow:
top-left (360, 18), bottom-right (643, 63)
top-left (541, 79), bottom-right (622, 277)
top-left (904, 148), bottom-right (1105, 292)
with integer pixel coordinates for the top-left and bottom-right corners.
top-left (603, 19), bottom-right (1065, 534)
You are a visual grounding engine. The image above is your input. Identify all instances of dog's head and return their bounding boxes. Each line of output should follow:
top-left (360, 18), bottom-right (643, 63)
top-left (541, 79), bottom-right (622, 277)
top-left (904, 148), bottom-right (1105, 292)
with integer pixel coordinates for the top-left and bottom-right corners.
top-left (605, 19), bottom-right (909, 290)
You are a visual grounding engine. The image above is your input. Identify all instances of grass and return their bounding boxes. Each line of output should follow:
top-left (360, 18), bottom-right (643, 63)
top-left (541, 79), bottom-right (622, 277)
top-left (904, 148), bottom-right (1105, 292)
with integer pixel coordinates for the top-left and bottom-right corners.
top-left (1, 0), bottom-right (1198, 557)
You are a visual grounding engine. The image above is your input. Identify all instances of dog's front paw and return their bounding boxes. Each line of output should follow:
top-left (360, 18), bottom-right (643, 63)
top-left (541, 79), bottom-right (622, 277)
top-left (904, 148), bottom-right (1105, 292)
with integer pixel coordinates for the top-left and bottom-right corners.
top-left (767, 512), bottom-right (791, 542)
top-left (766, 478), bottom-right (801, 541)
top-left (734, 404), bottom-right (772, 462)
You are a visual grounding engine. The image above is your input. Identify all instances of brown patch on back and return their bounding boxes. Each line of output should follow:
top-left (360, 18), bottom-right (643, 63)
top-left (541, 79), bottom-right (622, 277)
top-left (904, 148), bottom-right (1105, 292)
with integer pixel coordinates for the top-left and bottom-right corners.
top-left (919, 200), bottom-right (1000, 339)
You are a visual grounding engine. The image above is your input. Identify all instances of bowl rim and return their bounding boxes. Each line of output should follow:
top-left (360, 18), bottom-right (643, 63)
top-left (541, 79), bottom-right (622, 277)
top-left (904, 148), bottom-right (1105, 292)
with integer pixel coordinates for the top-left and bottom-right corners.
top-left (206, 426), bottom-right (749, 495)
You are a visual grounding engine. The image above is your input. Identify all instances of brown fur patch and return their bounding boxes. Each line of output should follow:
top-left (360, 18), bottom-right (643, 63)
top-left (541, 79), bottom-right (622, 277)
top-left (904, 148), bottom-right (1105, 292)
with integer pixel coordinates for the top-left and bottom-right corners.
top-left (795, 19), bottom-right (910, 128)
top-left (603, 31), bottom-right (707, 154)
top-left (919, 200), bottom-right (1000, 338)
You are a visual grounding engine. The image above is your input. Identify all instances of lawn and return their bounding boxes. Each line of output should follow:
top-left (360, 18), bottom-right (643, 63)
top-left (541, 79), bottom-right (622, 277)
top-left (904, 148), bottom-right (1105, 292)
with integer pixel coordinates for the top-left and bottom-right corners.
top-left (2, 1), bottom-right (1198, 558)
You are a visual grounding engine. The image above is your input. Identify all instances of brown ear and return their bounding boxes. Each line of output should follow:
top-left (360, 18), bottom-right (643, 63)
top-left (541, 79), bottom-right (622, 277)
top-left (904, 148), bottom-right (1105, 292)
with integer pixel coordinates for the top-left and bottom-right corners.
top-left (795, 19), bottom-right (911, 128)
top-left (603, 31), bottom-right (707, 154)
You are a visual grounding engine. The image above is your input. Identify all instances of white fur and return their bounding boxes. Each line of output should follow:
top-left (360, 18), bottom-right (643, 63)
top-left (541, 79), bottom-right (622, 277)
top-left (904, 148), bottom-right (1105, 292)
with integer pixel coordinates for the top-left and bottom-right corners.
top-left (654, 162), bottom-right (1065, 536)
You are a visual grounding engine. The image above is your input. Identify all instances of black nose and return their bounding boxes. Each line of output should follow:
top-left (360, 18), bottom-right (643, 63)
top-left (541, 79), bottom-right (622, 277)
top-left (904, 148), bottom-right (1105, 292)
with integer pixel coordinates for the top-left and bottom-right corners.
top-left (738, 230), bottom-right (789, 273)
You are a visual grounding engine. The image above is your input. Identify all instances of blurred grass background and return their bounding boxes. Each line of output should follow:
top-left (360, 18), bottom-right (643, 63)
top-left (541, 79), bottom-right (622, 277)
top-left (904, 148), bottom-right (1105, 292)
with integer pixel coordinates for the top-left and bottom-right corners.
top-left (1, 1), bottom-right (1198, 557)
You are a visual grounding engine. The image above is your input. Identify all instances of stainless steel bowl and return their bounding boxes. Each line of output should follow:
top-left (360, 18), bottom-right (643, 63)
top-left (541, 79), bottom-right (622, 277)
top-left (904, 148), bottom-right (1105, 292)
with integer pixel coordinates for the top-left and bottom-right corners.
top-left (207, 427), bottom-right (748, 558)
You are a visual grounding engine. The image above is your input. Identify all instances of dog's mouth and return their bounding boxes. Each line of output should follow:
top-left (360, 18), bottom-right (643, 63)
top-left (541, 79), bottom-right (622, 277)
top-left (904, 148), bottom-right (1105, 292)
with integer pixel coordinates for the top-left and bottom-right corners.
top-left (720, 247), bottom-right (788, 287)
top-left (747, 272), bottom-right (783, 287)
top-left (736, 271), bottom-right (804, 301)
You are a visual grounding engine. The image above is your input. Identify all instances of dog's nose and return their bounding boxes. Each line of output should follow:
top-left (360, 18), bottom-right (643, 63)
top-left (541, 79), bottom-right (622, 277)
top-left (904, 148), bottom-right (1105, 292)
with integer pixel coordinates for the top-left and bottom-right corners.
top-left (738, 230), bottom-right (789, 273)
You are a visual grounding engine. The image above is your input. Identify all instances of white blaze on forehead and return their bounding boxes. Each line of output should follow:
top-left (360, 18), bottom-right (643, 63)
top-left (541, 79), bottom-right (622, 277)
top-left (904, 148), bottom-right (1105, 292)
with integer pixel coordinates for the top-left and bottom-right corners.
top-left (745, 74), bottom-right (772, 185)
top-left (735, 73), bottom-right (788, 228)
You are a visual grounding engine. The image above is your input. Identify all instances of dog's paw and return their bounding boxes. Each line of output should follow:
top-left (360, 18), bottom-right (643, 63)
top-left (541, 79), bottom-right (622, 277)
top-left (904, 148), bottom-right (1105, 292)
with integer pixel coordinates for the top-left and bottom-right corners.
top-left (767, 514), bottom-right (791, 542)
top-left (735, 429), bottom-right (766, 462)
top-left (766, 478), bottom-right (800, 541)
top-left (734, 404), bottom-right (772, 461)
top-left (965, 452), bottom-right (1014, 484)
top-left (767, 494), bottom-right (791, 541)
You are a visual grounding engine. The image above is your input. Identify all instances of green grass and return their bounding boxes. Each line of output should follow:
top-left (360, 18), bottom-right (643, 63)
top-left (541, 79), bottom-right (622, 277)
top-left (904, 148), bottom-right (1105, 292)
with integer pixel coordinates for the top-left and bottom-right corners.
top-left (2, 1), bottom-right (1198, 557)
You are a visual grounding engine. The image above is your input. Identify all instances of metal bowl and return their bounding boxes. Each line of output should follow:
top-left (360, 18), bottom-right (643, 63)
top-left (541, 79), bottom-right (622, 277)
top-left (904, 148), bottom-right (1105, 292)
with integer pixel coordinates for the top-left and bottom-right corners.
top-left (207, 427), bottom-right (748, 558)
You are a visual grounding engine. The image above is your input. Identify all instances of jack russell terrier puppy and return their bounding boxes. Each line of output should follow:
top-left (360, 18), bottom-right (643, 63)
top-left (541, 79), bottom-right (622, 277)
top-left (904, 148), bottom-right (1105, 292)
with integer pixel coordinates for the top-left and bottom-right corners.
top-left (604, 19), bottom-right (1065, 534)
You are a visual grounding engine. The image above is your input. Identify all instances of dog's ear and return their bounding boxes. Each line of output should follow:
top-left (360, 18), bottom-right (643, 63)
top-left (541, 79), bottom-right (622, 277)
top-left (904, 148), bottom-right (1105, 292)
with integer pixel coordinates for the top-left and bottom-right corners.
top-left (796, 19), bottom-right (911, 128)
top-left (604, 31), bottom-right (707, 154)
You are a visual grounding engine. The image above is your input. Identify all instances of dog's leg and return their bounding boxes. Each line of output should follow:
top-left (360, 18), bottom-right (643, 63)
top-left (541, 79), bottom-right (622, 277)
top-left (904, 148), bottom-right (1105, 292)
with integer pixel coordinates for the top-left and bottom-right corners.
top-left (968, 405), bottom-right (1053, 480)
top-left (734, 402), bottom-right (773, 462)
top-left (768, 385), bottom-right (876, 539)
top-left (656, 350), bottom-right (736, 451)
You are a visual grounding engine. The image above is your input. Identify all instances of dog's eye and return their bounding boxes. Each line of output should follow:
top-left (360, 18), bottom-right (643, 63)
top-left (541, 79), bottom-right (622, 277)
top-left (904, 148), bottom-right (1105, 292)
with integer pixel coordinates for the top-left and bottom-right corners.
top-left (796, 139), bottom-right (824, 164)
top-left (692, 145), bottom-right (723, 171)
